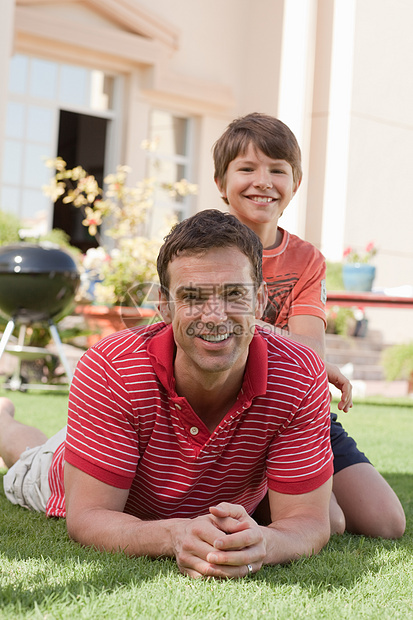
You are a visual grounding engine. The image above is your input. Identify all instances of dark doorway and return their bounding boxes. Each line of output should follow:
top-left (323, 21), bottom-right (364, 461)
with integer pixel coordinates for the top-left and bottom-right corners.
top-left (53, 110), bottom-right (108, 252)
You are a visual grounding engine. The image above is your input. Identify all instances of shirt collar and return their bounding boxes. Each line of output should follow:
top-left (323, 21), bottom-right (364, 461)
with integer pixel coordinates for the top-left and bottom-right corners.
top-left (147, 323), bottom-right (268, 400)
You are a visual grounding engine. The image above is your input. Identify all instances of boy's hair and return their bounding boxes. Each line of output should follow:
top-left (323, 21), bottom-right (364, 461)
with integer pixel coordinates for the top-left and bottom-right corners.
top-left (213, 113), bottom-right (302, 203)
top-left (157, 209), bottom-right (263, 296)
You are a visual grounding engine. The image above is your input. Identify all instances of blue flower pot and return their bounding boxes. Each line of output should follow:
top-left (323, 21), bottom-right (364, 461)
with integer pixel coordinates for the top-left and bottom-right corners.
top-left (342, 264), bottom-right (376, 292)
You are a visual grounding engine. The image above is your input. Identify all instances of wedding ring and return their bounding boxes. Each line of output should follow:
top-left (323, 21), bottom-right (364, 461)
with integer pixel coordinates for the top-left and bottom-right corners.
top-left (247, 563), bottom-right (253, 575)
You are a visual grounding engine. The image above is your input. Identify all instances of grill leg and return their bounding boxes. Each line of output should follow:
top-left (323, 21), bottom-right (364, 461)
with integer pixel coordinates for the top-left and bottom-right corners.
top-left (0, 319), bottom-right (16, 360)
top-left (48, 320), bottom-right (73, 383)
top-left (5, 325), bottom-right (26, 390)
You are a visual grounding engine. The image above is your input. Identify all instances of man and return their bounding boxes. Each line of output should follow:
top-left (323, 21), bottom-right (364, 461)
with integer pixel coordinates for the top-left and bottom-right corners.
top-left (1, 210), bottom-right (333, 579)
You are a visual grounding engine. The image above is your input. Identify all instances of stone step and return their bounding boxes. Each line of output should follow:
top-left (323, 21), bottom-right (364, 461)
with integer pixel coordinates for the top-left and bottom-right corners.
top-left (325, 332), bottom-right (384, 351)
top-left (325, 331), bottom-right (386, 381)
top-left (326, 347), bottom-right (382, 366)
top-left (351, 365), bottom-right (385, 381)
top-left (328, 360), bottom-right (385, 381)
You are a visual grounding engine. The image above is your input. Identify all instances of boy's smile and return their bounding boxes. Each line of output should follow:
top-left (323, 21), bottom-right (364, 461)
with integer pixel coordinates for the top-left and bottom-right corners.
top-left (217, 144), bottom-right (300, 244)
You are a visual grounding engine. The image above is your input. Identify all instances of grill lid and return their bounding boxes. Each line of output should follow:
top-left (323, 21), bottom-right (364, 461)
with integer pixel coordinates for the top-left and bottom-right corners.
top-left (0, 242), bottom-right (78, 274)
top-left (0, 243), bottom-right (80, 322)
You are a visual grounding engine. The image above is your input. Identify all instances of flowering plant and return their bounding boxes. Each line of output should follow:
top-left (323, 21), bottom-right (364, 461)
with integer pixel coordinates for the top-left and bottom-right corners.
top-left (43, 152), bottom-right (197, 306)
top-left (342, 242), bottom-right (377, 264)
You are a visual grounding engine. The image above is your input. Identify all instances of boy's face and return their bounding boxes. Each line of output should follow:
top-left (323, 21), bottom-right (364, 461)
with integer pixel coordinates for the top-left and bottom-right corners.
top-left (216, 143), bottom-right (300, 230)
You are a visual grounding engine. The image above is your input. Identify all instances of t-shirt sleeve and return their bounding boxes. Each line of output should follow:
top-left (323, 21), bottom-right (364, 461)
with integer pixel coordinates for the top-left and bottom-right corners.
top-left (65, 348), bottom-right (139, 490)
top-left (288, 249), bottom-right (327, 324)
top-left (263, 235), bottom-right (327, 329)
top-left (266, 359), bottom-right (333, 494)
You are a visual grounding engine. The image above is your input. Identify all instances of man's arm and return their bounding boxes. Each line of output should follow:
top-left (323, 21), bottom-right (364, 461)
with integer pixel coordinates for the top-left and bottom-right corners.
top-left (65, 462), bottom-right (243, 576)
top-left (206, 479), bottom-right (332, 576)
top-left (65, 462), bottom-right (332, 579)
top-left (65, 462), bottom-right (188, 558)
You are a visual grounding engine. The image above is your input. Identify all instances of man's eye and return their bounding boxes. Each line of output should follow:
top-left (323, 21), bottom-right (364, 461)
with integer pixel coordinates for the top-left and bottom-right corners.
top-left (226, 289), bottom-right (245, 300)
top-left (183, 293), bottom-right (201, 302)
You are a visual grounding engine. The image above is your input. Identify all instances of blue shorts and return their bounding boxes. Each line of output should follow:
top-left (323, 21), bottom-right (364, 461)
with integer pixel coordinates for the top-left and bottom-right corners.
top-left (330, 412), bottom-right (371, 474)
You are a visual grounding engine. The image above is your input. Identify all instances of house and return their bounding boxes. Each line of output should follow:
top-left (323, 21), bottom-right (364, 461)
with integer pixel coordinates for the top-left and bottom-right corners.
top-left (1, 0), bottom-right (413, 342)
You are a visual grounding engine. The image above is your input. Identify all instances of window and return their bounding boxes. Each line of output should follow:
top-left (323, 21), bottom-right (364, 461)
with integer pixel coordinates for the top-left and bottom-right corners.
top-left (145, 110), bottom-right (194, 237)
top-left (1, 54), bottom-right (118, 233)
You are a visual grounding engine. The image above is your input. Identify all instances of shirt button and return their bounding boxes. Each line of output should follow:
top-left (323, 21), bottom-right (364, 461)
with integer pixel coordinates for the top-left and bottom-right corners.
top-left (190, 426), bottom-right (199, 436)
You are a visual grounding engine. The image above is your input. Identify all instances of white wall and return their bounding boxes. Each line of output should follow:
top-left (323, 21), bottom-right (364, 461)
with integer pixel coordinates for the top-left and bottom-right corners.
top-left (135, 0), bottom-right (287, 216)
top-left (346, 0), bottom-right (413, 291)
top-left (0, 0), bottom-right (15, 196)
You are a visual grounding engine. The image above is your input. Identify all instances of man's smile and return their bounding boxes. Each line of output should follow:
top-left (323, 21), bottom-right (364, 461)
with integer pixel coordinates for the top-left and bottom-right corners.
top-left (198, 332), bottom-right (231, 343)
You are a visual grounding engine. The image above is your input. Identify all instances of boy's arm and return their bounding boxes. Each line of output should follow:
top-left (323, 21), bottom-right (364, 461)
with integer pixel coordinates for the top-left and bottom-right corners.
top-left (256, 316), bottom-right (353, 412)
top-left (257, 315), bottom-right (325, 357)
top-left (257, 315), bottom-right (324, 357)
top-left (287, 315), bottom-right (352, 411)
top-left (286, 314), bottom-right (325, 358)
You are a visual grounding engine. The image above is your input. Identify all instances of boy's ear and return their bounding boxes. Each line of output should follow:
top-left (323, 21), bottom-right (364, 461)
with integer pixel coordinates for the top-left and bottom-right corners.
top-left (254, 282), bottom-right (268, 319)
top-left (293, 177), bottom-right (302, 196)
top-left (214, 177), bottom-right (226, 200)
top-left (158, 289), bottom-right (172, 323)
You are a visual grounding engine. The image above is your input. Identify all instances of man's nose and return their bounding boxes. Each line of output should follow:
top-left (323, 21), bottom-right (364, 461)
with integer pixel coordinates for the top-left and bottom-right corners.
top-left (201, 296), bottom-right (227, 323)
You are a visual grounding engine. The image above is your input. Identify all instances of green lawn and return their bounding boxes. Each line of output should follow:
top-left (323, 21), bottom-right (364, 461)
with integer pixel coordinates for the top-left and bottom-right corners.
top-left (0, 390), bottom-right (412, 619)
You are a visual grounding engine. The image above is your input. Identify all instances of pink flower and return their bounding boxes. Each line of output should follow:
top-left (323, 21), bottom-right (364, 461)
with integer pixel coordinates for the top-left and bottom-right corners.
top-left (366, 241), bottom-right (375, 253)
top-left (343, 247), bottom-right (352, 258)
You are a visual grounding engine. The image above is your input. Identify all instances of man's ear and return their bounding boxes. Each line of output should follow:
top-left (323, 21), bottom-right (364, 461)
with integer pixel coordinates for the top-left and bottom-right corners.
top-left (158, 289), bottom-right (172, 323)
top-left (254, 282), bottom-right (268, 319)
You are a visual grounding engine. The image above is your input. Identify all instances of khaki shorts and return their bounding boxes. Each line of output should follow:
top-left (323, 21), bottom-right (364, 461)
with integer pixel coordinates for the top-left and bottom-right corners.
top-left (3, 427), bottom-right (66, 513)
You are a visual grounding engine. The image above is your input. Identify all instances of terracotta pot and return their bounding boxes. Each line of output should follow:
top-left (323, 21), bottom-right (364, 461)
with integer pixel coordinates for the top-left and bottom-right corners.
top-left (75, 305), bottom-right (158, 347)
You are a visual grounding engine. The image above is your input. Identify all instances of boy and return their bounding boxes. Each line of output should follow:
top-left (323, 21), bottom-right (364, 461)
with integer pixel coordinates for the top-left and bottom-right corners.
top-left (213, 113), bottom-right (405, 538)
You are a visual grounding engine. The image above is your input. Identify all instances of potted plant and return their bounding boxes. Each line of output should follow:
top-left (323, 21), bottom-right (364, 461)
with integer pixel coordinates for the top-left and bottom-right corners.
top-left (342, 242), bottom-right (377, 292)
top-left (42, 154), bottom-right (197, 344)
top-left (381, 342), bottom-right (413, 394)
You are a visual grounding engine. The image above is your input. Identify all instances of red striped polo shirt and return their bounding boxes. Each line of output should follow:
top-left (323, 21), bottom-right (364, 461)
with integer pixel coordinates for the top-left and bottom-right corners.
top-left (46, 322), bottom-right (333, 519)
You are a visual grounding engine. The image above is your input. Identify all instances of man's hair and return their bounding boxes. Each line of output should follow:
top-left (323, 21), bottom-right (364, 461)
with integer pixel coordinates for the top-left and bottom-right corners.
top-left (213, 112), bottom-right (302, 203)
top-left (157, 209), bottom-right (263, 296)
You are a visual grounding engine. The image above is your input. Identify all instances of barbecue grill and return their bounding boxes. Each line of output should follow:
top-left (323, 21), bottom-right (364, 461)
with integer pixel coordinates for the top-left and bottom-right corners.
top-left (0, 242), bottom-right (80, 390)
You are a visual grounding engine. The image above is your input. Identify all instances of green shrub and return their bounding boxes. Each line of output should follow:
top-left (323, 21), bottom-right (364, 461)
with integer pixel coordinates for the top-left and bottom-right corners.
top-left (326, 261), bottom-right (344, 290)
top-left (382, 342), bottom-right (413, 381)
top-left (0, 209), bottom-right (21, 246)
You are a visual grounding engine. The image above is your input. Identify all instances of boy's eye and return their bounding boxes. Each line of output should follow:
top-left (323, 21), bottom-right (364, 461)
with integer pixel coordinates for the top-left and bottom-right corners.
top-left (239, 167), bottom-right (254, 172)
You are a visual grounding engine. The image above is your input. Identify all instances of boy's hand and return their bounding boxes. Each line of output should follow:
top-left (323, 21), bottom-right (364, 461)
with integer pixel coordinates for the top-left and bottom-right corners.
top-left (326, 362), bottom-right (353, 412)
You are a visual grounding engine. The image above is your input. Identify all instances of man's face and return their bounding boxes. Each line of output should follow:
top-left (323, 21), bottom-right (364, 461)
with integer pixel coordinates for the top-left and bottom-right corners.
top-left (217, 143), bottom-right (299, 230)
top-left (160, 246), bottom-right (266, 378)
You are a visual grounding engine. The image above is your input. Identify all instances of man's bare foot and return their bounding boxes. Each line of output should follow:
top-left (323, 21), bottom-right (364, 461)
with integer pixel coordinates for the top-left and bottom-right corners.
top-left (0, 397), bottom-right (15, 420)
top-left (0, 398), bottom-right (15, 468)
